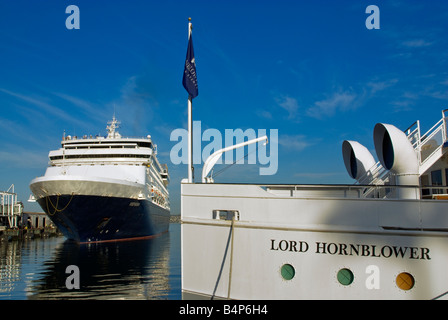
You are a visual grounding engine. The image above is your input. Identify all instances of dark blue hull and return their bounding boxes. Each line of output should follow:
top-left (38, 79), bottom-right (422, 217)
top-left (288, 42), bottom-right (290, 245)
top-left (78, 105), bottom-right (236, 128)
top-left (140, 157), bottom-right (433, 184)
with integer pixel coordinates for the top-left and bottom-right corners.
top-left (37, 195), bottom-right (170, 243)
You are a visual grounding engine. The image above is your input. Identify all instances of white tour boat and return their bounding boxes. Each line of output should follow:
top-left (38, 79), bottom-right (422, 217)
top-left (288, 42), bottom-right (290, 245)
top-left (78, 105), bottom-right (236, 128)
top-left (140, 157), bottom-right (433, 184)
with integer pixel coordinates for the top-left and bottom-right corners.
top-left (181, 109), bottom-right (448, 299)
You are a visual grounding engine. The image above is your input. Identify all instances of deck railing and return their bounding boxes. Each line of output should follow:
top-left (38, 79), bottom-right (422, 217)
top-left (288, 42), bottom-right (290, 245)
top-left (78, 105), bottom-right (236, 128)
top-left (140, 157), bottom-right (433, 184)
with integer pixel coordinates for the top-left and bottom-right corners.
top-left (264, 183), bottom-right (447, 200)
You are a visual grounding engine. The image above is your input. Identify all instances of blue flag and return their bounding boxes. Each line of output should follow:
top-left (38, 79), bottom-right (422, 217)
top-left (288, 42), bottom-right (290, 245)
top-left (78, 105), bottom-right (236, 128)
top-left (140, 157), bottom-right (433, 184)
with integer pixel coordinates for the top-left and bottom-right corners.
top-left (182, 34), bottom-right (198, 99)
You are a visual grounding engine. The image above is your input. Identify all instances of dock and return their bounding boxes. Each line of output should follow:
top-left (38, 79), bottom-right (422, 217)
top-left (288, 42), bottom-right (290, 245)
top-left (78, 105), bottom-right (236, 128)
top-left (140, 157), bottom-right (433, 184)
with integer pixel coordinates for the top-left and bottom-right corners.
top-left (0, 226), bottom-right (61, 241)
top-left (0, 185), bottom-right (62, 241)
top-left (0, 211), bottom-right (61, 241)
top-left (0, 185), bottom-right (22, 230)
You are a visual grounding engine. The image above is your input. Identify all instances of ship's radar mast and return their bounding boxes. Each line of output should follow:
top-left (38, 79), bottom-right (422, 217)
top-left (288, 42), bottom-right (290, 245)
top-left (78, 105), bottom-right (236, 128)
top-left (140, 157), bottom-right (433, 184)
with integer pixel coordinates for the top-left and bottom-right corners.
top-left (106, 115), bottom-right (122, 139)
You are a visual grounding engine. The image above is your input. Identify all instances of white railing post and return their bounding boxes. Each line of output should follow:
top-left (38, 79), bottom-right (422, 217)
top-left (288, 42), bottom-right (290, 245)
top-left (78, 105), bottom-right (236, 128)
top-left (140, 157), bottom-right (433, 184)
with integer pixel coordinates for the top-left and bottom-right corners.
top-left (442, 109), bottom-right (448, 143)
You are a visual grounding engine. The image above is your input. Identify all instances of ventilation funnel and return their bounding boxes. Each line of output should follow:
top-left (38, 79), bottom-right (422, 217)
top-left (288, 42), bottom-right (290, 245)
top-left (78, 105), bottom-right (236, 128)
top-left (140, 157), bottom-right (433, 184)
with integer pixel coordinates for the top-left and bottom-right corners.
top-left (373, 123), bottom-right (419, 199)
top-left (342, 140), bottom-right (376, 182)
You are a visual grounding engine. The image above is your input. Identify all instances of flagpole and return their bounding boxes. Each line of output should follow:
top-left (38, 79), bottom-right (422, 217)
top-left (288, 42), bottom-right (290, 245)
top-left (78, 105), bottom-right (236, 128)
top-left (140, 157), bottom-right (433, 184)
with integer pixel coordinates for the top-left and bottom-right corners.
top-left (187, 18), bottom-right (194, 183)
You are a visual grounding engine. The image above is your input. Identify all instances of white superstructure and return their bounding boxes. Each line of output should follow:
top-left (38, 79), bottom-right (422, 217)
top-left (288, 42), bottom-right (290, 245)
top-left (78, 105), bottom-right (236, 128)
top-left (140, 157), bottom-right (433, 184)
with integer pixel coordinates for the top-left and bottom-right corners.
top-left (32, 116), bottom-right (169, 209)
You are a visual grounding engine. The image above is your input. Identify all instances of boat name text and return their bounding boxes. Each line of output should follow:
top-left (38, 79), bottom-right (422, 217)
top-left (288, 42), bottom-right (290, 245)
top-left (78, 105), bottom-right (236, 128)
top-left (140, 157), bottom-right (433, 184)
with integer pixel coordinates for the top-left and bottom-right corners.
top-left (270, 239), bottom-right (431, 260)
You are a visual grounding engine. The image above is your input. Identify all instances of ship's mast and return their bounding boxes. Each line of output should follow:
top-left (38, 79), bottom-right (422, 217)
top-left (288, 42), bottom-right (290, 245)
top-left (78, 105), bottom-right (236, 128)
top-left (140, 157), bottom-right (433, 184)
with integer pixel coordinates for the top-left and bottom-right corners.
top-left (107, 115), bottom-right (122, 139)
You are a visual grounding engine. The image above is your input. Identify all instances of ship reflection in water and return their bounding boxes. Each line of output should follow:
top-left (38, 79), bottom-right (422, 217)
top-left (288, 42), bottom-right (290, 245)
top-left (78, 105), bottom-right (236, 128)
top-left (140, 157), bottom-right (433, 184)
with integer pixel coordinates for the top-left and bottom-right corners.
top-left (0, 223), bottom-right (180, 300)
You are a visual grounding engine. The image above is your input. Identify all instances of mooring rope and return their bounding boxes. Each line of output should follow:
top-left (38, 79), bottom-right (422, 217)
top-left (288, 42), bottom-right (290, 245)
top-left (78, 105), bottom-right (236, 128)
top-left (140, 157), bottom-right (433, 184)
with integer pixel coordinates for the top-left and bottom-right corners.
top-left (227, 215), bottom-right (236, 300)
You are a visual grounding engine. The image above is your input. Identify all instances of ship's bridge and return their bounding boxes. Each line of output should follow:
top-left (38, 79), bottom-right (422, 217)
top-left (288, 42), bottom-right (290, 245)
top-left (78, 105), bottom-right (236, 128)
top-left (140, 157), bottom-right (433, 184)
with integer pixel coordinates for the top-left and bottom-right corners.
top-left (50, 116), bottom-right (156, 167)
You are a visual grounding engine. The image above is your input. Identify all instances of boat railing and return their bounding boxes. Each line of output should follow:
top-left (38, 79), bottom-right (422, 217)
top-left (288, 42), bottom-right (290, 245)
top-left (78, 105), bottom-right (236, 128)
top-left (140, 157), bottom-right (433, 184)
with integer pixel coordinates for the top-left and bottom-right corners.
top-left (263, 184), bottom-right (448, 200)
top-left (357, 161), bottom-right (394, 186)
top-left (63, 135), bottom-right (151, 142)
top-left (409, 109), bottom-right (448, 166)
top-left (416, 119), bottom-right (444, 164)
top-left (405, 119), bottom-right (421, 149)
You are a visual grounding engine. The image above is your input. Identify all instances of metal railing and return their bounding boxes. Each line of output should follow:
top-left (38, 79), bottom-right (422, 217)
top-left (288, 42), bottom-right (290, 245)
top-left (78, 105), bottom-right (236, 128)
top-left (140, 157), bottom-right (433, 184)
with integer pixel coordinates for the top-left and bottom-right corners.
top-left (416, 113), bottom-right (445, 164)
top-left (264, 183), bottom-right (448, 200)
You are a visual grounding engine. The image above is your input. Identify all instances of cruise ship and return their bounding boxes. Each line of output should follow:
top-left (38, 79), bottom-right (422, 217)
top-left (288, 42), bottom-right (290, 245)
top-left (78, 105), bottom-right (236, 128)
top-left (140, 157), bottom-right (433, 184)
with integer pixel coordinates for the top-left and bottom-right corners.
top-left (181, 110), bottom-right (448, 299)
top-left (30, 116), bottom-right (170, 243)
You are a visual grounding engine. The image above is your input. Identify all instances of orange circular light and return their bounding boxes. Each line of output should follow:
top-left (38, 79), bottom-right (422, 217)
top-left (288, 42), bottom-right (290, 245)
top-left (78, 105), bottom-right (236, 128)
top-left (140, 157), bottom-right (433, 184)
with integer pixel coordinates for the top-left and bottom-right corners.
top-left (396, 272), bottom-right (415, 291)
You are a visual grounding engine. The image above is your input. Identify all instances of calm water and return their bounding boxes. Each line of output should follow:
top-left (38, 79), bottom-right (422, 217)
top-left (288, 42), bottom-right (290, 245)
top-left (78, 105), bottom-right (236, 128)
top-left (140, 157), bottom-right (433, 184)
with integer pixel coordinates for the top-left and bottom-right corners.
top-left (0, 223), bottom-right (181, 300)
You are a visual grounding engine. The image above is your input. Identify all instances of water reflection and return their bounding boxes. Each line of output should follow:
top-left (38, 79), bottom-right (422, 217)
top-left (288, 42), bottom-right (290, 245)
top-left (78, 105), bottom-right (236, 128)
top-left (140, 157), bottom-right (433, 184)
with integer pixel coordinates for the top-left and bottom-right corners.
top-left (0, 241), bottom-right (21, 295)
top-left (0, 223), bottom-right (180, 300)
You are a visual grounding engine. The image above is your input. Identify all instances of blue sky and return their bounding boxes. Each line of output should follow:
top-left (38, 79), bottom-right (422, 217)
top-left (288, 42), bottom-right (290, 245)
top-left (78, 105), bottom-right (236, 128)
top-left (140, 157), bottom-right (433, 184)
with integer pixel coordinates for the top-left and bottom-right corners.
top-left (1, 1), bottom-right (448, 214)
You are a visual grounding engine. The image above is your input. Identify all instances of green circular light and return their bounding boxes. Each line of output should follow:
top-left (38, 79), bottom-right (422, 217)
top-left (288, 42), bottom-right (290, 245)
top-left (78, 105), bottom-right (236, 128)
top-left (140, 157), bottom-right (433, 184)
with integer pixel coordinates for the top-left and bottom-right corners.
top-left (337, 268), bottom-right (354, 286)
top-left (280, 264), bottom-right (295, 280)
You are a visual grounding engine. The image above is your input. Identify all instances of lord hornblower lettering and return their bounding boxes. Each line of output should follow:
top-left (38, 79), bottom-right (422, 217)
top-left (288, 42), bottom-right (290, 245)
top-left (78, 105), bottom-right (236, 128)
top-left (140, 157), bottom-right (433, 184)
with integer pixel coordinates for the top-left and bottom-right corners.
top-left (270, 239), bottom-right (431, 260)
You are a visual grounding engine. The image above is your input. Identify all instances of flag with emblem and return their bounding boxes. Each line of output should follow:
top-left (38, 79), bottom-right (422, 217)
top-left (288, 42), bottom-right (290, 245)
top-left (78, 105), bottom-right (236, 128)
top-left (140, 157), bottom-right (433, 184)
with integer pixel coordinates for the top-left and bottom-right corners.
top-left (182, 33), bottom-right (198, 99)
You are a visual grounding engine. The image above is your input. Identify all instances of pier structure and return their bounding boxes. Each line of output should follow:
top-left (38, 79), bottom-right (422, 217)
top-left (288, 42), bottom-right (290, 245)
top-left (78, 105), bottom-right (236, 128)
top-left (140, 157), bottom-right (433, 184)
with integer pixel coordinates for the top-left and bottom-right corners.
top-left (0, 185), bottom-right (22, 229)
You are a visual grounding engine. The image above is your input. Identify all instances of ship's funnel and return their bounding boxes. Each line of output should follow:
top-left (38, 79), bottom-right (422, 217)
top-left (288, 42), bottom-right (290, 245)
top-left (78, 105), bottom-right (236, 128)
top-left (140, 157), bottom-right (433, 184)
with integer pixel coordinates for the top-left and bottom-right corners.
top-left (373, 123), bottom-right (419, 199)
top-left (342, 140), bottom-right (376, 182)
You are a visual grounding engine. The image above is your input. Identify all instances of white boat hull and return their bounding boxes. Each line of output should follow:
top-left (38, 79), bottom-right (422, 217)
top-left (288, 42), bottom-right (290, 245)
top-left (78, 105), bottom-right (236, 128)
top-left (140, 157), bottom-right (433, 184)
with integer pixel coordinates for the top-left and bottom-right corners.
top-left (181, 183), bottom-right (448, 299)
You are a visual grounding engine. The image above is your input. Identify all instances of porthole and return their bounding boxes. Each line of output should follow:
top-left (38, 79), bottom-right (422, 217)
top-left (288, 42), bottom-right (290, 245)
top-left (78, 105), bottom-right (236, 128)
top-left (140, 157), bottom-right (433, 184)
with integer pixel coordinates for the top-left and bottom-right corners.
top-left (280, 264), bottom-right (295, 281)
top-left (396, 272), bottom-right (415, 291)
top-left (337, 268), bottom-right (354, 286)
